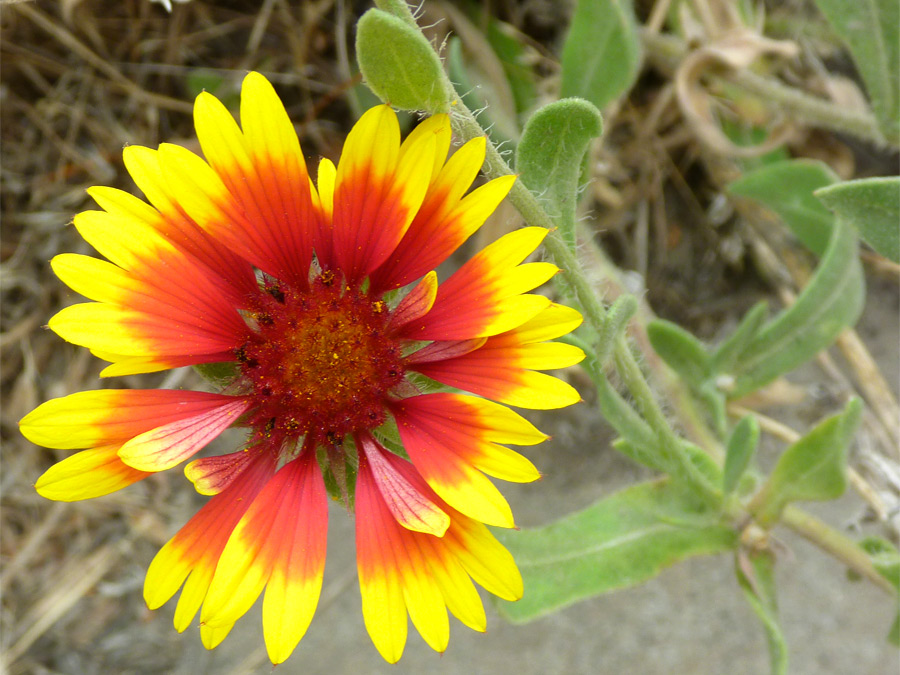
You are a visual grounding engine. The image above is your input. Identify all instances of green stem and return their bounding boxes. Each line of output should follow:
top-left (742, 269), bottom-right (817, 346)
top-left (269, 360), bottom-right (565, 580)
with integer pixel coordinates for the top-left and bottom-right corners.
top-left (613, 334), bottom-right (673, 439)
top-left (781, 506), bottom-right (895, 594)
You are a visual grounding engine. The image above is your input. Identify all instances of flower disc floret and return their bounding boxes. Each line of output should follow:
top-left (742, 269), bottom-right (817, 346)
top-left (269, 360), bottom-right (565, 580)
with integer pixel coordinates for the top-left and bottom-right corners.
top-left (239, 274), bottom-right (403, 444)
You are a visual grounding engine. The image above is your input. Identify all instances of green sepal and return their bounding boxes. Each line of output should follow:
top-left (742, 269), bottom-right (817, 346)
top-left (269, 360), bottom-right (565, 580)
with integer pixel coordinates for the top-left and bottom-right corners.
top-left (317, 437), bottom-right (359, 510)
top-left (193, 361), bottom-right (239, 388)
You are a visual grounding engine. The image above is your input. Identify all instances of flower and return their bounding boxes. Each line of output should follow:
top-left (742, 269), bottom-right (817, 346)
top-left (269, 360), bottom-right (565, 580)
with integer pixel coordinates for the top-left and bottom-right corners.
top-left (19, 72), bottom-right (584, 664)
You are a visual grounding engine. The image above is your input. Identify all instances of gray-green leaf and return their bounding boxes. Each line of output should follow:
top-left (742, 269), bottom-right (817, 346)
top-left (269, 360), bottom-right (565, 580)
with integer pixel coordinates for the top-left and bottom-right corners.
top-left (723, 415), bottom-right (759, 494)
top-left (728, 159), bottom-right (839, 256)
top-left (560, 0), bottom-right (642, 110)
top-left (712, 300), bottom-right (768, 375)
top-left (516, 99), bottom-right (603, 249)
top-left (495, 480), bottom-right (737, 623)
top-left (725, 218), bottom-right (865, 399)
top-left (812, 0), bottom-right (899, 142)
top-left (647, 319), bottom-right (714, 390)
top-left (753, 398), bottom-right (862, 525)
top-left (815, 177), bottom-right (900, 263)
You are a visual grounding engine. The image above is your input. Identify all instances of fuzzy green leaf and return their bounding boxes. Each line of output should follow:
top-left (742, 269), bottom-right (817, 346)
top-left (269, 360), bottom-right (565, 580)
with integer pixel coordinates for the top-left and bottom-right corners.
top-left (723, 415), bottom-right (759, 495)
top-left (816, 177), bottom-right (900, 263)
top-left (754, 398), bottom-right (862, 525)
top-left (647, 319), bottom-right (714, 390)
top-left (728, 159), bottom-right (839, 256)
top-left (711, 301), bottom-right (768, 375)
top-left (560, 0), bottom-right (642, 110)
top-left (726, 218), bottom-right (865, 399)
top-left (812, 0), bottom-right (899, 142)
top-left (355, 9), bottom-right (448, 113)
top-left (494, 480), bottom-right (737, 623)
top-left (516, 99), bottom-right (603, 249)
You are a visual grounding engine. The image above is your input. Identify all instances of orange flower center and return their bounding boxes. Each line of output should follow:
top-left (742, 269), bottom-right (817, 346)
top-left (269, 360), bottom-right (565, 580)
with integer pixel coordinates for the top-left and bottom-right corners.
top-left (238, 275), bottom-right (404, 446)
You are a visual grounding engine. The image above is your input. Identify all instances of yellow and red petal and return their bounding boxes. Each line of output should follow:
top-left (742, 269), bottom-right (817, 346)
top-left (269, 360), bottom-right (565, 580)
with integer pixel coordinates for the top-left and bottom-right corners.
top-left (355, 451), bottom-right (521, 661)
top-left (80, 187), bottom-right (251, 312)
top-left (389, 395), bottom-right (539, 525)
top-left (49, 302), bottom-right (239, 358)
top-left (20, 389), bottom-right (243, 450)
top-left (387, 271), bottom-right (438, 331)
top-left (200, 622), bottom-right (234, 651)
top-left (357, 433), bottom-right (449, 536)
top-left (184, 450), bottom-right (255, 496)
top-left (34, 444), bottom-right (152, 501)
top-left (410, 344), bottom-right (583, 409)
top-left (442, 509), bottom-right (523, 602)
top-left (187, 73), bottom-right (318, 285)
top-left (122, 145), bottom-right (259, 298)
top-left (372, 131), bottom-right (486, 289)
top-left (201, 452), bottom-right (328, 665)
top-left (507, 301), bottom-right (584, 343)
top-left (93, 350), bottom-right (232, 378)
top-left (117, 397), bottom-right (251, 472)
top-left (51, 253), bottom-right (245, 359)
top-left (355, 453), bottom-right (435, 661)
top-left (409, 302), bottom-right (584, 408)
top-left (399, 228), bottom-right (557, 340)
top-left (312, 157), bottom-right (337, 262)
top-left (144, 451), bottom-right (278, 630)
top-left (371, 153), bottom-right (517, 292)
top-left (390, 394), bottom-right (544, 486)
top-left (330, 105), bottom-right (435, 281)
top-left (397, 113), bottom-right (452, 184)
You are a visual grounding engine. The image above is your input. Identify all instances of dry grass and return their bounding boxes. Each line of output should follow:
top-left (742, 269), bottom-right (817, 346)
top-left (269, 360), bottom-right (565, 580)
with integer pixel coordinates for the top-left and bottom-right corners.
top-left (1, 2), bottom-right (365, 670)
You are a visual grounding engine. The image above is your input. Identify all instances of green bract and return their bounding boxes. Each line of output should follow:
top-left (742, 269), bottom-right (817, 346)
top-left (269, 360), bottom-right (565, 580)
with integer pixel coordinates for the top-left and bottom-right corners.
top-left (355, 9), bottom-right (448, 114)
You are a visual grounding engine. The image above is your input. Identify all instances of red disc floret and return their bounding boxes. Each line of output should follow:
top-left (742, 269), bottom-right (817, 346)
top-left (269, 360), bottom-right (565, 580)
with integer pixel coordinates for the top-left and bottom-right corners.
top-left (238, 274), bottom-right (404, 447)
